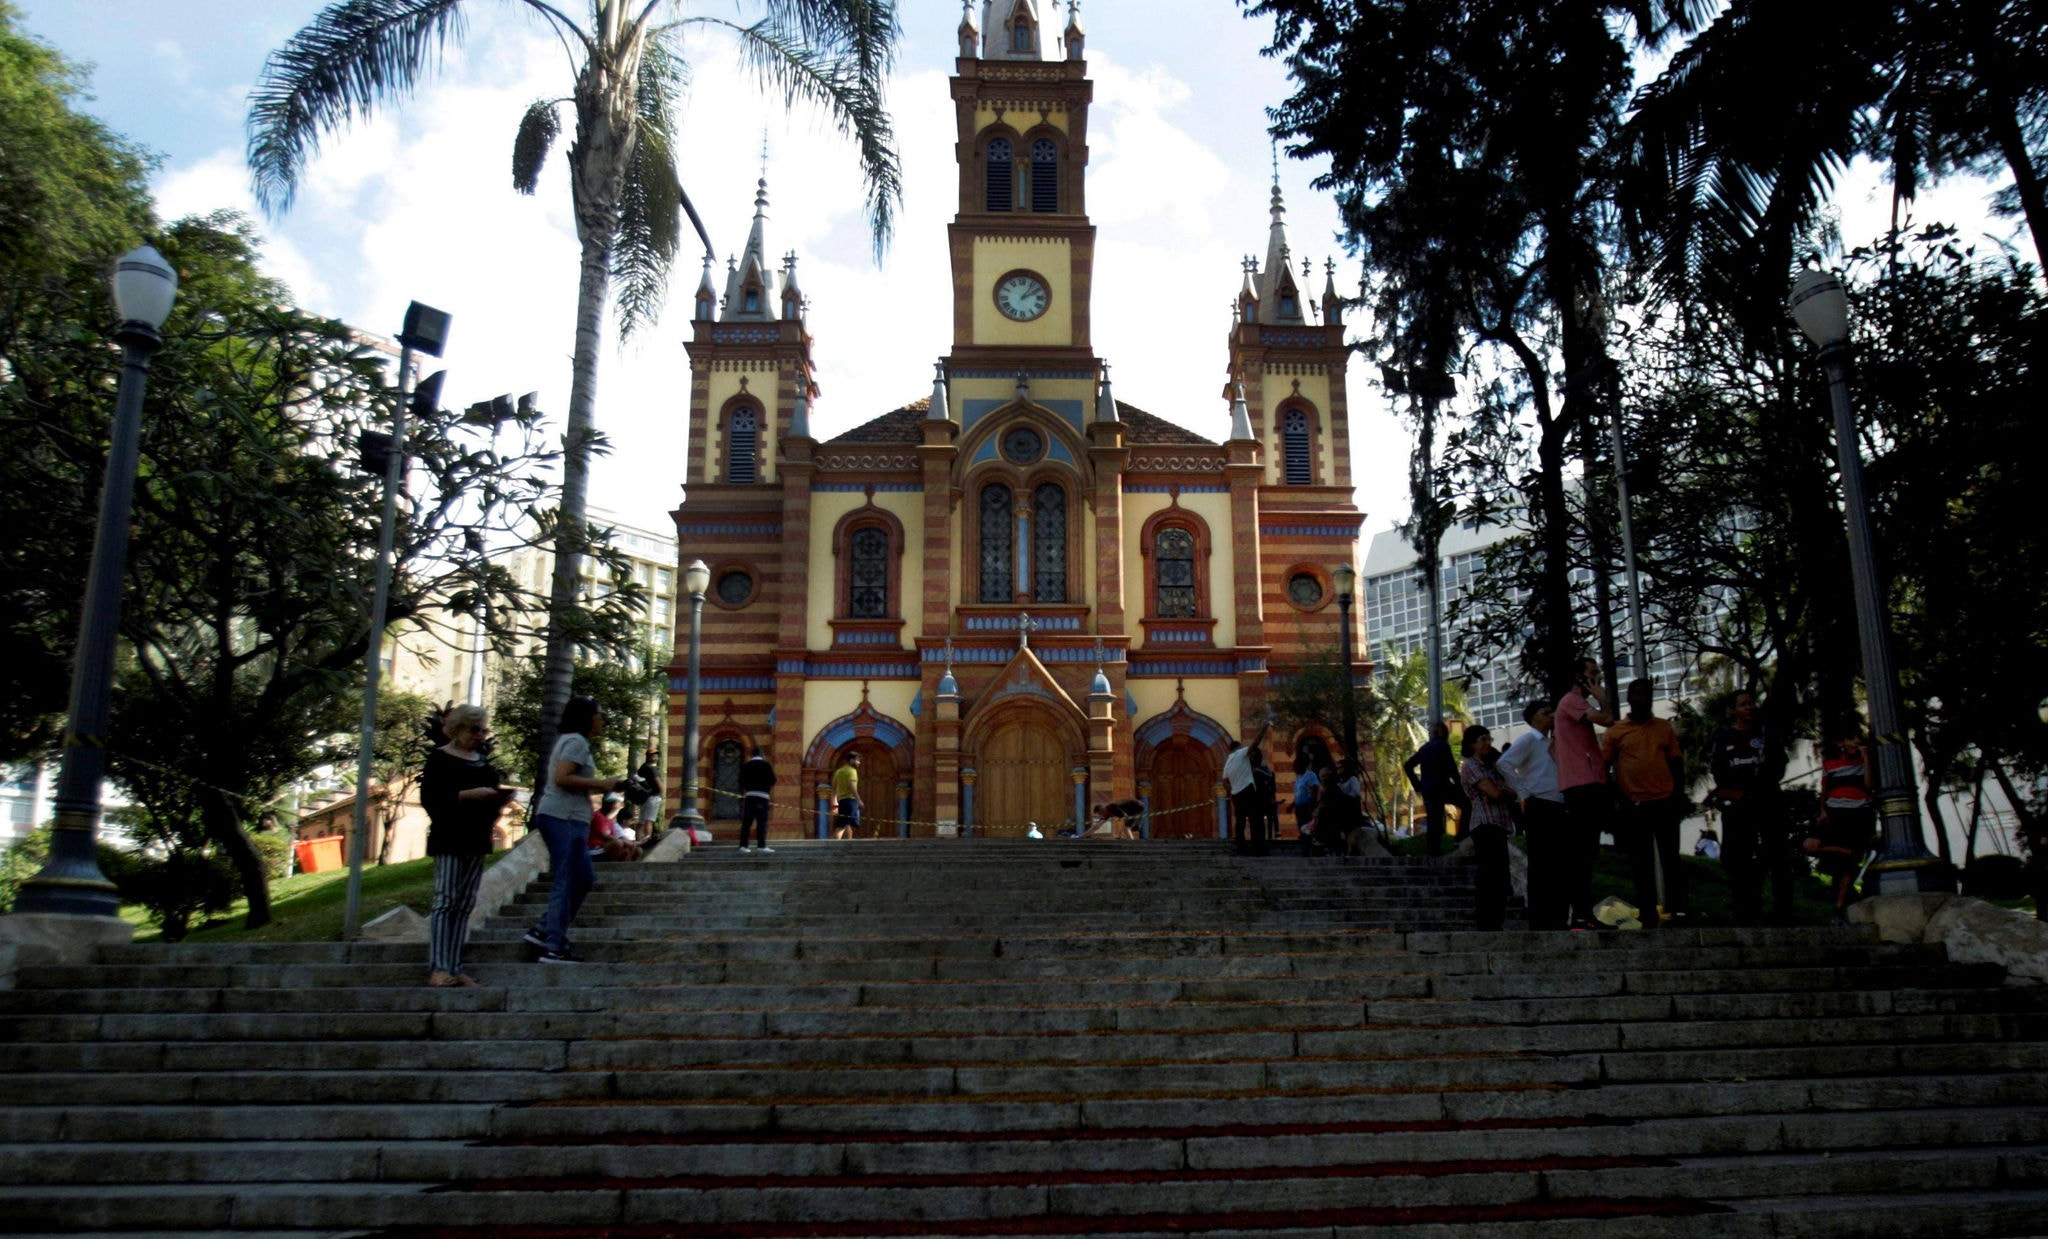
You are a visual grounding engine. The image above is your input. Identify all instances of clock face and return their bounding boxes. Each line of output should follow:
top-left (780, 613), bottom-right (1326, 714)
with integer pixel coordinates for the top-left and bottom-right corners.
top-left (995, 273), bottom-right (1050, 321)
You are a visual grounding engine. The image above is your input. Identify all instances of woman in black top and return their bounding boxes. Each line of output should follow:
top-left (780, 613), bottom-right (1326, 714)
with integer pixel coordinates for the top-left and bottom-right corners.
top-left (420, 704), bottom-right (511, 987)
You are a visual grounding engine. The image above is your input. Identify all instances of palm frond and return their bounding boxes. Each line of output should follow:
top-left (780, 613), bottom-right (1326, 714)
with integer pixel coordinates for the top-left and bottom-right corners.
top-left (757, 0), bottom-right (899, 86)
top-left (512, 99), bottom-right (563, 194)
top-left (713, 16), bottom-right (902, 261)
top-left (611, 37), bottom-right (685, 338)
top-left (246, 0), bottom-right (469, 214)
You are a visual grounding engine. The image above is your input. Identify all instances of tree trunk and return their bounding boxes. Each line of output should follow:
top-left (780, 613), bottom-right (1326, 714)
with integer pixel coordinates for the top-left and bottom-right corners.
top-left (1580, 414), bottom-right (1618, 691)
top-left (1965, 8), bottom-right (2048, 272)
top-left (201, 786), bottom-right (270, 930)
top-left (1985, 758), bottom-right (2045, 921)
top-left (1963, 758), bottom-right (1986, 868)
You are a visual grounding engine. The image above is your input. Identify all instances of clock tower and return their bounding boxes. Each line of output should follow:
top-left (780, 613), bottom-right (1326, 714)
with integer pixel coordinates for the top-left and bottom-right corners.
top-left (947, 0), bottom-right (1096, 366)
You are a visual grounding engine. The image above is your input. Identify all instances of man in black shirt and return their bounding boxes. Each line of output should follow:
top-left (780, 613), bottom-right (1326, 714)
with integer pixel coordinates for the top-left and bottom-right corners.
top-left (738, 748), bottom-right (777, 854)
top-left (1404, 721), bottom-right (1459, 856)
top-left (1710, 690), bottom-right (1791, 924)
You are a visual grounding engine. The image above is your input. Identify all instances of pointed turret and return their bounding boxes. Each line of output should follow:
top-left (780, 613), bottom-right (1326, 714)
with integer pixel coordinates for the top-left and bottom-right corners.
top-left (692, 253), bottom-right (717, 321)
top-left (788, 386), bottom-right (811, 439)
top-left (928, 361), bottom-right (953, 424)
top-left (780, 251), bottom-right (804, 321)
top-left (1063, 0), bottom-right (1084, 59)
top-left (1252, 179), bottom-right (1305, 324)
top-left (958, 0), bottom-right (979, 57)
top-left (1093, 360), bottom-right (1119, 423)
top-left (721, 174), bottom-right (779, 322)
top-left (1228, 377), bottom-right (1254, 442)
top-left (1322, 257), bottom-right (1344, 328)
top-left (983, 0), bottom-right (1044, 60)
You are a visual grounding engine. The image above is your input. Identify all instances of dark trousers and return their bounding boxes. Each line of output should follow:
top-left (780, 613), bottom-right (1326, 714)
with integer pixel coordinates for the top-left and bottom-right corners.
top-left (533, 812), bottom-right (594, 954)
top-left (1559, 784), bottom-right (1610, 926)
top-left (1232, 787), bottom-right (1270, 854)
top-left (1422, 793), bottom-right (1449, 855)
top-left (1722, 796), bottom-right (1794, 925)
top-left (739, 796), bottom-right (770, 848)
top-left (1520, 797), bottom-right (1570, 930)
top-left (1472, 825), bottom-right (1511, 931)
top-left (1623, 795), bottom-right (1689, 918)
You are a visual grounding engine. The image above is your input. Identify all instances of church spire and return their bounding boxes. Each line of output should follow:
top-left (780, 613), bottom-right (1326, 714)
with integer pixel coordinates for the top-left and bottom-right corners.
top-left (1246, 161), bottom-right (1305, 325)
top-left (982, 0), bottom-right (1045, 60)
top-left (721, 160), bottom-right (781, 322)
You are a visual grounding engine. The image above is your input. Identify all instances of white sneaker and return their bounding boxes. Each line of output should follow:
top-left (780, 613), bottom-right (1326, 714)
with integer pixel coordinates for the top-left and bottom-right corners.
top-left (739, 845), bottom-right (753, 853)
top-left (758, 846), bottom-right (775, 855)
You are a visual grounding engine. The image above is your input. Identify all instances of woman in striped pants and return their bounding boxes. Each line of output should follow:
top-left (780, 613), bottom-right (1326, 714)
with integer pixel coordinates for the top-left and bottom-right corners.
top-left (420, 704), bottom-right (512, 987)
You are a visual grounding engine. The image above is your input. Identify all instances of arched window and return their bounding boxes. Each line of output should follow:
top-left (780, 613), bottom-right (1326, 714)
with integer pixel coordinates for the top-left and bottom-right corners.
top-left (1011, 17), bottom-right (1034, 52)
top-left (710, 740), bottom-right (743, 820)
top-left (1032, 482), bottom-right (1067, 602)
top-left (849, 527), bottom-right (889, 617)
top-left (1030, 139), bottom-right (1059, 213)
top-left (1282, 408), bottom-right (1312, 485)
top-left (985, 138), bottom-right (1013, 212)
top-left (979, 484), bottom-right (1013, 601)
top-left (726, 406), bottom-right (759, 484)
top-left (1155, 527), bottom-right (1196, 617)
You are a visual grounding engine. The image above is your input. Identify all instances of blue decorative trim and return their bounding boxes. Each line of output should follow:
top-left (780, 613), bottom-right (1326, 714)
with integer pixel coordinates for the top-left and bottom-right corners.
top-left (961, 398), bottom-right (1084, 433)
top-left (1135, 708), bottom-right (1226, 750)
top-left (962, 614), bottom-right (1083, 632)
top-left (1126, 656), bottom-right (1268, 676)
top-left (908, 688), bottom-right (922, 717)
top-left (949, 369), bottom-right (1095, 380)
top-left (711, 326), bottom-right (780, 344)
top-left (919, 644), bottom-right (1123, 665)
top-left (1146, 629), bottom-right (1210, 644)
top-left (1125, 483), bottom-right (1228, 494)
top-left (776, 661), bottom-right (920, 679)
top-left (1259, 523), bottom-right (1361, 537)
top-left (1046, 439), bottom-right (1077, 466)
top-left (816, 711), bottom-right (910, 751)
top-left (812, 482), bottom-right (920, 493)
top-left (677, 521), bottom-right (782, 537)
top-left (671, 675), bottom-right (775, 692)
top-left (969, 437), bottom-right (1000, 465)
top-left (835, 630), bottom-right (900, 646)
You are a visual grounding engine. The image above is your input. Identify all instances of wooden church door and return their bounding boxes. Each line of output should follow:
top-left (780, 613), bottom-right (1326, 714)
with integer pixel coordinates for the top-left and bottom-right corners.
top-left (979, 720), bottom-right (1071, 832)
top-left (1149, 737), bottom-right (1218, 838)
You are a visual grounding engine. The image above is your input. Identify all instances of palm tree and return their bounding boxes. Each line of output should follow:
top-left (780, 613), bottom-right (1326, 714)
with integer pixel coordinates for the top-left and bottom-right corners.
top-left (1622, 0), bottom-right (2048, 327)
top-left (1363, 646), bottom-right (1468, 832)
top-left (246, 0), bottom-right (901, 777)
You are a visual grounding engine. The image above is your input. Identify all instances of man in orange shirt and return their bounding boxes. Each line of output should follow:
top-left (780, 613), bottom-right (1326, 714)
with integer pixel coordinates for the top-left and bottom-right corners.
top-left (1601, 678), bottom-right (1688, 922)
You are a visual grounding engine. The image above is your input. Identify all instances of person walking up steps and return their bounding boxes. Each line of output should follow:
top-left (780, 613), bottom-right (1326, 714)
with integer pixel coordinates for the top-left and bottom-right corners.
top-left (1553, 657), bottom-right (1616, 931)
top-left (739, 747), bottom-right (777, 853)
top-left (420, 704), bottom-right (513, 987)
top-left (524, 696), bottom-right (629, 963)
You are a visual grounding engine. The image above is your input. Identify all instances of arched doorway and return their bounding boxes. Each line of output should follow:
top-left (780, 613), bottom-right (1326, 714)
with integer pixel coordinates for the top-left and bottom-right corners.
top-left (840, 736), bottom-right (900, 837)
top-left (979, 717), bottom-right (1072, 831)
top-left (1148, 736), bottom-right (1218, 838)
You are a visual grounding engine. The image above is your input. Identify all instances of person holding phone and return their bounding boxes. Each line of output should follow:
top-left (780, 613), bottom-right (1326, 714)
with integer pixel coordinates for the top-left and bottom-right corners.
top-left (525, 696), bottom-right (629, 963)
top-left (420, 704), bottom-right (515, 987)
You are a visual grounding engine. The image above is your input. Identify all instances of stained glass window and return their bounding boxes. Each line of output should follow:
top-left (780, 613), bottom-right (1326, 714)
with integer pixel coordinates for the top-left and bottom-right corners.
top-left (710, 740), bottom-right (743, 820)
top-left (849, 527), bottom-right (888, 617)
top-left (980, 485), bottom-right (1013, 601)
top-left (1031, 139), bottom-right (1058, 213)
top-left (727, 407), bottom-right (758, 483)
top-left (1033, 483), bottom-right (1066, 602)
top-left (986, 138), bottom-right (1013, 212)
top-left (716, 570), bottom-right (753, 606)
top-left (1282, 408), bottom-right (1312, 485)
top-left (1156, 527), bottom-right (1196, 617)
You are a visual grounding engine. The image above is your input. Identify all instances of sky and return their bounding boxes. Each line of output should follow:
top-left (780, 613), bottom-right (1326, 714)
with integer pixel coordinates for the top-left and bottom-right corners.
top-left (20, 2), bottom-right (2026, 542)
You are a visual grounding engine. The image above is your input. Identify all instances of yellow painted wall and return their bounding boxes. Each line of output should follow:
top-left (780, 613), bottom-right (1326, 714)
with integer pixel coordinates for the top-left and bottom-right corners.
top-left (1118, 490), bottom-right (1236, 647)
top-left (974, 108), bottom-right (1071, 136)
top-left (972, 237), bottom-right (1073, 347)
top-left (802, 490), bottom-right (927, 650)
top-left (704, 367), bottom-right (780, 484)
top-left (1262, 367), bottom-right (1333, 487)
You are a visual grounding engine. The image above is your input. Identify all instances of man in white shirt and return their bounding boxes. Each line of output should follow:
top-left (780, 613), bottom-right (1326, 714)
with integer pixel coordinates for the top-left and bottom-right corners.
top-left (1220, 719), bottom-right (1271, 855)
top-left (1495, 699), bottom-right (1571, 930)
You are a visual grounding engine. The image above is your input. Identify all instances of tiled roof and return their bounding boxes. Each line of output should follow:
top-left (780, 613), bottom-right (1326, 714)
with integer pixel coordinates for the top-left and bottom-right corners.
top-left (823, 396), bottom-right (1216, 447)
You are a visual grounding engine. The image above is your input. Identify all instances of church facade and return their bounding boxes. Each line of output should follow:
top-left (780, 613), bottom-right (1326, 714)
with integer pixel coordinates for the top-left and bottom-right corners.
top-left (663, 1), bottom-right (1368, 837)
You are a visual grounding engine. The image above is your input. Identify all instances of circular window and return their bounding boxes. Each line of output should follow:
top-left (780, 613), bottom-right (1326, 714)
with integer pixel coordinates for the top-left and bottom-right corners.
top-left (1000, 426), bottom-right (1044, 465)
top-left (715, 569), bottom-right (755, 607)
top-left (1287, 572), bottom-right (1325, 608)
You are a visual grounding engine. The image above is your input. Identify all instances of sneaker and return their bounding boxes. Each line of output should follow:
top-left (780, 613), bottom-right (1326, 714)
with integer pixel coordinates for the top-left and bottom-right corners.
top-left (521, 930), bottom-right (548, 951)
top-left (758, 846), bottom-right (775, 855)
top-left (739, 846), bottom-right (754, 853)
top-left (537, 949), bottom-right (581, 964)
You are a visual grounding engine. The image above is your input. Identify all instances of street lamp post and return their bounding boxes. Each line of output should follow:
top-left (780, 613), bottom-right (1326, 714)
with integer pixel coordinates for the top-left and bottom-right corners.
top-left (343, 302), bottom-right (449, 941)
top-left (676, 559), bottom-right (711, 832)
top-left (1787, 268), bottom-right (1945, 893)
top-left (1333, 562), bottom-right (1359, 767)
top-left (6, 247), bottom-right (179, 930)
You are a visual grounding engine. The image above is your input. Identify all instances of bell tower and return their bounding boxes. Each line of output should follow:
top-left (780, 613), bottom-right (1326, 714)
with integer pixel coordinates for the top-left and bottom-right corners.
top-left (947, 0), bottom-right (1096, 363)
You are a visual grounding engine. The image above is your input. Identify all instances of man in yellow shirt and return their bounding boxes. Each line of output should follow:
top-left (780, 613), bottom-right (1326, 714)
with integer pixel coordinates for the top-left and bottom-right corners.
top-left (1601, 678), bottom-right (1689, 922)
top-left (831, 753), bottom-right (862, 840)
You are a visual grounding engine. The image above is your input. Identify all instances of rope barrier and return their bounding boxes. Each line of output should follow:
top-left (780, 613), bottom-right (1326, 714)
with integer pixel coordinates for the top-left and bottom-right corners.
top-left (695, 783), bottom-right (1226, 837)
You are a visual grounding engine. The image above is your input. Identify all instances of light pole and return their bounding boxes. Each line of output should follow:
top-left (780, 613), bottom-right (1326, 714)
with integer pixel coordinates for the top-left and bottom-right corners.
top-left (1606, 408), bottom-right (1651, 682)
top-left (1787, 268), bottom-right (1945, 893)
top-left (677, 559), bottom-right (711, 832)
top-left (343, 302), bottom-right (449, 941)
top-left (1333, 562), bottom-right (1359, 767)
top-left (6, 247), bottom-right (178, 931)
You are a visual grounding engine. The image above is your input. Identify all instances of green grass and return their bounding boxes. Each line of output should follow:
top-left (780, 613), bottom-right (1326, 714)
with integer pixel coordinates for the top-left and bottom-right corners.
top-left (1384, 830), bottom-right (1845, 925)
top-left (122, 853), bottom-right (496, 944)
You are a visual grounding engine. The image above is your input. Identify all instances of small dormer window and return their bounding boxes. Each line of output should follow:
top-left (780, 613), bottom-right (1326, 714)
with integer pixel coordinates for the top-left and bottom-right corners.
top-left (1011, 18), bottom-right (1033, 52)
top-left (743, 287), bottom-right (760, 313)
top-left (1280, 292), bottom-right (1298, 318)
top-left (695, 295), bottom-right (713, 320)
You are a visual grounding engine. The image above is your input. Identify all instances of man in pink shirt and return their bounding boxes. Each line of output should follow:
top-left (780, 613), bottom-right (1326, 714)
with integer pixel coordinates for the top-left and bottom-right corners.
top-left (1552, 656), bottom-right (1616, 929)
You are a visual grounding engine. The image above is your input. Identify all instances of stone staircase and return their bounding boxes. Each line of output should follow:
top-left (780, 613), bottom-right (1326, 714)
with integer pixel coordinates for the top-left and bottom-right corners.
top-left (2, 840), bottom-right (2046, 1237)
